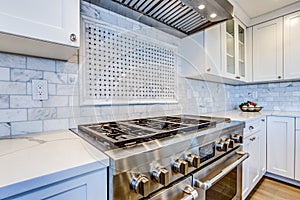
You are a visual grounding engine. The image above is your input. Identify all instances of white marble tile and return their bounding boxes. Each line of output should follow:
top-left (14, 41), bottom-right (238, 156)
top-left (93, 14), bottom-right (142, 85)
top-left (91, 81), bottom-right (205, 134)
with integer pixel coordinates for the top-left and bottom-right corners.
top-left (48, 84), bottom-right (57, 95)
top-left (81, 1), bottom-right (102, 20)
top-left (26, 82), bottom-right (32, 94)
top-left (28, 108), bottom-right (57, 120)
top-left (27, 57), bottom-right (55, 72)
top-left (57, 85), bottom-right (78, 96)
top-left (43, 119), bottom-right (69, 131)
top-left (11, 69), bottom-right (43, 82)
top-left (0, 109), bottom-right (27, 122)
top-left (10, 95), bottom-right (42, 108)
top-left (57, 107), bottom-right (79, 118)
top-left (0, 68), bottom-right (10, 81)
top-left (68, 74), bottom-right (78, 84)
top-left (44, 72), bottom-right (68, 84)
top-left (56, 61), bottom-right (78, 74)
top-left (0, 95), bottom-right (9, 109)
top-left (42, 96), bottom-right (69, 107)
top-left (0, 52), bottom-right (26, 68)
top-left (11, 121), bottom-right (43, 135)
top-left (0, 123), bottom-right (11, 137)
top-left (0, 81), bottom-right (26, 94)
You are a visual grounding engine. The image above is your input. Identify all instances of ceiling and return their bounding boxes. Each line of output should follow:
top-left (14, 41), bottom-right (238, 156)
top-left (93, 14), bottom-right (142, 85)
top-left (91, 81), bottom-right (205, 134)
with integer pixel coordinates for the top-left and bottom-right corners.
top-left (235, 0), bottom-right (299, 18)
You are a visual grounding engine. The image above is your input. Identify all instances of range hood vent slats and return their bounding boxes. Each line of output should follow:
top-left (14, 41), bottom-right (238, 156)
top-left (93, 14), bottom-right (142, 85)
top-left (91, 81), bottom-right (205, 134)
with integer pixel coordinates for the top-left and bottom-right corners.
top-left (87, 0), bottom-right (233, 38)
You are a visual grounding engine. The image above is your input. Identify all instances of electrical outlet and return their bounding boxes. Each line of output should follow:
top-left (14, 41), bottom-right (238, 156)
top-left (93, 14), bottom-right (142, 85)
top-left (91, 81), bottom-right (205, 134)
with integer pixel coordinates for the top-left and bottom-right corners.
top-left (32, 80), bottom-right (48, 100)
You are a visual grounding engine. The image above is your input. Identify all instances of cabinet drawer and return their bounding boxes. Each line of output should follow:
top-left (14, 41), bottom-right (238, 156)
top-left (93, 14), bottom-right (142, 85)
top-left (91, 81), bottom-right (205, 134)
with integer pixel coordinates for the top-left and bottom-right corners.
top-left (296, 118), bottom-right (300, 130)
top-left (244, 117), bottom-right (266, 138)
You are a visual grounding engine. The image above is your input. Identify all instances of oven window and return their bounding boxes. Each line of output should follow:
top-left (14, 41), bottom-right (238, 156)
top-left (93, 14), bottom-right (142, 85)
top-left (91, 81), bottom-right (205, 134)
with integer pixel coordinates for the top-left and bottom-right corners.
top-left (206, 168), bottom-right (237, 200)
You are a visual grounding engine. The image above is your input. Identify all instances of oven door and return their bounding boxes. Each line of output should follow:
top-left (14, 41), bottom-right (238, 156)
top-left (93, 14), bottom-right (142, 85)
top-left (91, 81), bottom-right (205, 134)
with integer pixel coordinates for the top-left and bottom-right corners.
top-left (193, 148), bottom-right (249, 200)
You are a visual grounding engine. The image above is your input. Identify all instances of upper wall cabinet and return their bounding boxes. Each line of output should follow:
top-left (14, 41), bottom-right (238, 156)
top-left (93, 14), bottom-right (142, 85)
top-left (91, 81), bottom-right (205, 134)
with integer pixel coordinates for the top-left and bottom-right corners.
top-left (252, 18), bottom-right (283, 82)
top-left (284, 11), bottom-right (300, 80)
top-left (222, 18), bottom-right (247, 81)
top-left (0, 0), bottom-right (80, 60)
top-left (180, 18), bottom-right (248, 85)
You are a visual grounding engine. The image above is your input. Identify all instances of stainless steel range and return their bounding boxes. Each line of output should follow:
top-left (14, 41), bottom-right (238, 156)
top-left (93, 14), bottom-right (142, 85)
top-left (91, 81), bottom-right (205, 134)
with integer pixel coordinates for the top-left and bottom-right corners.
top-left (73, 115), bottom-right (248, 200)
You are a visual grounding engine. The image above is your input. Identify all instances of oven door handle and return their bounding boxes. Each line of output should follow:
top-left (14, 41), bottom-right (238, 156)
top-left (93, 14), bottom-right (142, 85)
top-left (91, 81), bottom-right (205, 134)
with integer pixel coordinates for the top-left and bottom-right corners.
top-left (194, 152), bottom-right (249, 190)
top-left (180, 185), bottom-right (199, 200)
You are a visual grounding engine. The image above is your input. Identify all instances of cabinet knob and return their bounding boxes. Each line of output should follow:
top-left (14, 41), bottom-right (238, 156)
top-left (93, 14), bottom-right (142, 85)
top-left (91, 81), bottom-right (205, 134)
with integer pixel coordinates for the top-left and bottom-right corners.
top-left (278, 76), bottom-right (282, 79)
top-left (235, 76), bottom-right (241, 79)
top-left (207, 68), bottom-right (211, 72)
top-left (261, 119), bottom-right (265, 122)
top-left (70, 33), bottom-right (77, 42)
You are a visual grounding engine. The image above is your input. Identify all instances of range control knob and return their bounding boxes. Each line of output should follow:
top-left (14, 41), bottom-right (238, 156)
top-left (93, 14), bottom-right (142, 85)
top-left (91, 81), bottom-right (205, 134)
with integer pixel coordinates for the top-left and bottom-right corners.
top-left (173, 159), bottom-right (189, 175)
top-left (186, 154), bottom-right (201, 168)
top-left (152, 168), bottom-right (169, 186)
top-left (130, 175), bottom-right (150, 196)
top-left (231, 134), bottom-right (243, 143)
top-left (216, 141), bottom-right (228, 152)
top-left (225, 138), bottom-right (234, 148)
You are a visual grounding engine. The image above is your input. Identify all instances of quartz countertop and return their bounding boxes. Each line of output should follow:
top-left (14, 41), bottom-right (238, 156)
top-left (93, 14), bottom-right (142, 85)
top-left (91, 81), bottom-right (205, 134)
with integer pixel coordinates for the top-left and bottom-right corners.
top-left (209, 110), bottom-right (300, 121)
top-left (0, 130), bottom-right (109, 198)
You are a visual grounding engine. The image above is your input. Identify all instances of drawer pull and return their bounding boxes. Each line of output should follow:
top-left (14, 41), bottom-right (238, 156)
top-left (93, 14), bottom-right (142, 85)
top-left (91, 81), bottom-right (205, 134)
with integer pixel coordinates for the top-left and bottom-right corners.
top-left (250, 137), bottom-right (256, 141)
top-left (249, 126), bottom-right (254, 130)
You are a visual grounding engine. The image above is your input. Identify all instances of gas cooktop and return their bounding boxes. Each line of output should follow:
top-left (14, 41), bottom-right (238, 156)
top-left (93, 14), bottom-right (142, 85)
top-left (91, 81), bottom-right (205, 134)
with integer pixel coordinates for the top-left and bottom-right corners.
top-left (78, 115), bottom-right (230, 148)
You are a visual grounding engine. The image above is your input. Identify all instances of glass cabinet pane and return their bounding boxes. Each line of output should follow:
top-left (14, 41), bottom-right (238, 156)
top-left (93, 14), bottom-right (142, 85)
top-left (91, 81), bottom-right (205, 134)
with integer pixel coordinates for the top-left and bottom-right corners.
top-left (226, 19), bottom-right (235, 75)
top-left (238, 24), bottom-right (245, 78)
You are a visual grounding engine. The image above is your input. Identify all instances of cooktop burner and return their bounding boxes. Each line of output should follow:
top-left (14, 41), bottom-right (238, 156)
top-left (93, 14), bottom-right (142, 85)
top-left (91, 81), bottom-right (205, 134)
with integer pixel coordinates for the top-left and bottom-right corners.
top-left (78, 115), bottom-right (229, 147)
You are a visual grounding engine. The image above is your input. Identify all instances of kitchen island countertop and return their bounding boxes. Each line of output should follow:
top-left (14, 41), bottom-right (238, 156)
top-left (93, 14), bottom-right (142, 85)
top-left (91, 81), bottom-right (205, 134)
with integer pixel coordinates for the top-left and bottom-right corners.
top-left (0, 130), bottom-right (109, 199)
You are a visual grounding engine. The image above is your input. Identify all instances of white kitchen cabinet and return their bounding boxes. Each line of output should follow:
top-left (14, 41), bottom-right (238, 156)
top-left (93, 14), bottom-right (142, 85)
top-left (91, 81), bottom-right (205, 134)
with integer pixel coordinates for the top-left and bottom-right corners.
top-left (252, 18), bottom-right (283, 82)
top-left (266, 116), bottom-right (295, 179)
top-left (295, 118), bottom-right (300, 181)
top-left (181, 18), bottom-right (248, 84)
top-left (222, 18), bottom-right (247, 81)
top-left (8, 168), bottom-right (107, 200)
top-left (0, 0), bottom-right (80, 60)
top-left (242, 117), bottom-right (266, 200)
top-left (204, 24), bottom-right (222, 75)
top-left (284, 11), bottom-right (300, 80)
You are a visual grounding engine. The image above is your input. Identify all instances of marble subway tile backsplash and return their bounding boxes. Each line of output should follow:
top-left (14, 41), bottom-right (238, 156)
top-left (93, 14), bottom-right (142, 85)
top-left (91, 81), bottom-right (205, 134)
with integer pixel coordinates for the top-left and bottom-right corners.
top-left (229, 82), bottom-right (300, 111)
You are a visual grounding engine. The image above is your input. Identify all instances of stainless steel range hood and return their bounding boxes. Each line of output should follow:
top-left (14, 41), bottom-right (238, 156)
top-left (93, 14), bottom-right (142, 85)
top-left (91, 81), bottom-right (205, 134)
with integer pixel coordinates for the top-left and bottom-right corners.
top-left (85, 0), bottom-right (234, 38)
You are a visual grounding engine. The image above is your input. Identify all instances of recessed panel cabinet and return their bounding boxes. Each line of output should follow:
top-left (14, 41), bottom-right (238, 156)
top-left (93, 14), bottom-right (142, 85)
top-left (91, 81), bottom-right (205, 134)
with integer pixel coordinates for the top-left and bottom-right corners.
top-left (266, 116), bottom-right (295, 179)
top-left (252, 18), bottom-right (283, 82)
top-left (5, 168), bottom-right (107, 200)
top-left (242, 117), bottom-right (266, 200)
top-left (284, 11), bottom-right (300, 80)
top-left (295, 118), bottom-right (300, 181)
top-left (0, 0), bottom-right (80, 60)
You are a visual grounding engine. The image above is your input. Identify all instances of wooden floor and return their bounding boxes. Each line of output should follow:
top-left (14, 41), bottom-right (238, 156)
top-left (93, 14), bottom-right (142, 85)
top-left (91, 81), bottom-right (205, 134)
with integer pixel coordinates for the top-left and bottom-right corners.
top-left (246, 177), bottom-right (300, 200)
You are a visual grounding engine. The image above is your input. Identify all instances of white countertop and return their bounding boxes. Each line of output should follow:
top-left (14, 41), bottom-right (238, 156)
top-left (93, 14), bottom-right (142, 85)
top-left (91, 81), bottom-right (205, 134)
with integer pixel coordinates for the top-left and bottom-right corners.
top-left (0, 130), bottom-right (109, 197)
top-left (209, 110), bottom-right (300, 122)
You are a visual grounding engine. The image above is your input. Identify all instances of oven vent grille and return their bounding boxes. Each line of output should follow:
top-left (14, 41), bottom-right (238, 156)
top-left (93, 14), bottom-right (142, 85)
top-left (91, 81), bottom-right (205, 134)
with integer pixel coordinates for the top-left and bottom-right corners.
top-left (81, 17), bottom-right (178, 105)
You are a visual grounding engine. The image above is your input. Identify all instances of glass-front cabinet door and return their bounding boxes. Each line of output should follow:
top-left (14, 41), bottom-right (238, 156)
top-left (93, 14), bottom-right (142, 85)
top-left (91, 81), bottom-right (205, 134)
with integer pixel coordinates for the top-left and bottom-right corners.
top-left (225, 19), bottom-right (235, 76)
top-left (222, 18), bottom-right (246, 81)
top-left (237, 22), bottom-right (246, 80)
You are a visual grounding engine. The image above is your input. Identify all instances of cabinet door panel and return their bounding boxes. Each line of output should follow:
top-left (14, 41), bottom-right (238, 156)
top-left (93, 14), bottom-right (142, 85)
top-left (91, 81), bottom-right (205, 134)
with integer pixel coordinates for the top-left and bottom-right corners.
top-left (284, 11), bottom-right (300, 79)
top-left (0, 0), bottom-right (79, 47)
top-left (253, 18), bottom-right (283, 82)
top-left (205, 24), bottom-right (222, 74)
top-left (267, 116), bottom-right (295, 179)
top-left (296, 130), bottom-right (300, 181)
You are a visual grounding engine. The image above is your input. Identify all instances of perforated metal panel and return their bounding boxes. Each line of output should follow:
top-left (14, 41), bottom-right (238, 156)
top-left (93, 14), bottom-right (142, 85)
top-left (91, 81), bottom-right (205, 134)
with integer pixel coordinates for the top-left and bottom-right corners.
top-left (81, 17), bottom-right (178, 105)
